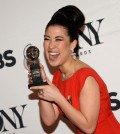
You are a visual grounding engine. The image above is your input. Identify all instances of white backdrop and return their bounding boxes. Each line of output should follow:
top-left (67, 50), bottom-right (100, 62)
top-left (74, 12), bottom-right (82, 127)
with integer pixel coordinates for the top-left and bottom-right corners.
top-left (0, 0), bottom-right (120, 134)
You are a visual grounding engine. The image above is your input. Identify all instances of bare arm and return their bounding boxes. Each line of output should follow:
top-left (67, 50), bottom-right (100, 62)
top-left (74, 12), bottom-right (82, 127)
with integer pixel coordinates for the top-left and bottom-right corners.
top-left (56, 76), bottom-right (100, 134)
top-left (38, 100), bottom-right (59, 126)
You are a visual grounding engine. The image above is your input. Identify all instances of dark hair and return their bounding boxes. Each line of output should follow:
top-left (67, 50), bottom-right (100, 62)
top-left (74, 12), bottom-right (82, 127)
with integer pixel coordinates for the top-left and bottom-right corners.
top-left (45, 5), bottom-right (85, 57)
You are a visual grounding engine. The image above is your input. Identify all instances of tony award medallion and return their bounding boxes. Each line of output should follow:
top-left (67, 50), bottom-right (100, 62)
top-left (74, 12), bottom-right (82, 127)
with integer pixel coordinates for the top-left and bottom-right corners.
top-left (24, 44), bottom-right (47, 88)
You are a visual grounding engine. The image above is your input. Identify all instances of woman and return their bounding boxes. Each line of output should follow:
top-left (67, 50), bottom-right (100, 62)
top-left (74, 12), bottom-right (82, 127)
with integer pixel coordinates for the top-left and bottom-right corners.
top-left (31, 5), bottom-right (120, 134)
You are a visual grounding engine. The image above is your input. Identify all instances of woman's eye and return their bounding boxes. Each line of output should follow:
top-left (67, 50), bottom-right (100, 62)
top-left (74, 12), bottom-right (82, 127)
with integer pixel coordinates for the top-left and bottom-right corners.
top-left (44, 38), bottom-right (49, 41)
top-left (56, 38), bottom-right (63, 41)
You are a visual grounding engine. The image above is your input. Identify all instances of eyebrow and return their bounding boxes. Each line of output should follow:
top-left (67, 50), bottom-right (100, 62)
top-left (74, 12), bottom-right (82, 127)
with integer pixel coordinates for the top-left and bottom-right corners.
top-left (55, 36), bottom-right (63, 39)
top-left (44, 35), bottom-right (64, 39)
top-left (44, 35), bottom-right (50, 38)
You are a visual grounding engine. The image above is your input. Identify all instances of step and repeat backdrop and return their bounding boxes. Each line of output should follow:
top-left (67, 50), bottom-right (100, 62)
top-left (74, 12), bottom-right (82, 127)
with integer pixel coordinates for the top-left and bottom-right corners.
top-left (0, 0), bottom-right (120, 134)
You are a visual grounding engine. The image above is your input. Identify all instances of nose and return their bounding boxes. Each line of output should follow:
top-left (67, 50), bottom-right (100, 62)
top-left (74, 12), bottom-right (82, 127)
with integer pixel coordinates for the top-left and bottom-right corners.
top-left (49, 40), bottom-right (55, 49)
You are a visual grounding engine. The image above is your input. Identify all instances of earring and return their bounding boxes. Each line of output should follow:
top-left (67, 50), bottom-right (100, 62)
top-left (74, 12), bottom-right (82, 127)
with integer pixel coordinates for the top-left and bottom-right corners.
top-left (71, 50), bottom-right (76, 60)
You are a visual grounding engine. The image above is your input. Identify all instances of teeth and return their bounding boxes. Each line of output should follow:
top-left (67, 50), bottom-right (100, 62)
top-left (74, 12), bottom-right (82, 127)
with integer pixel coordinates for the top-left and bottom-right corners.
top-left (49, 52), bottom-right (59, 56)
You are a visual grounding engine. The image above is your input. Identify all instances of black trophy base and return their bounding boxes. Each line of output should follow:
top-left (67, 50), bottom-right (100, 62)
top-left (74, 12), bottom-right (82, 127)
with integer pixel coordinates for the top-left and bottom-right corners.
top-left (28, 81), bottom-right (48, 89)
top-left (28, 63), bottom-right (48, 89)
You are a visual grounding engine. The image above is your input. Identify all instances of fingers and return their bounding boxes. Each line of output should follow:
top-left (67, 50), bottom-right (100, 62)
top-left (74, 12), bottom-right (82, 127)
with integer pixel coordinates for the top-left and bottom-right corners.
top-left (29, 77), bottom-right (53, 92)
top-left (28, 71), bottom-right (33, 84)
top-left (46, 77), bottom-right (52, 85)
top-left (38, 89), bottom-right (44, 95)
top-left (30, 86), bottom-right (45, 98)
top-left (26, 61), bottom-right (31, 72)
top-left (30, 85), bottom-right (45, 90)
top-left (40, 64), bottom-right (47, 82)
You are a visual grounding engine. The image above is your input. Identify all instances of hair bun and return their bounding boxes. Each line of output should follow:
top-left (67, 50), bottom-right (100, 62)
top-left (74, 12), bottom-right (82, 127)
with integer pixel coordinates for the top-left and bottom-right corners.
top-left (52, 5), bottom-right (85, 29)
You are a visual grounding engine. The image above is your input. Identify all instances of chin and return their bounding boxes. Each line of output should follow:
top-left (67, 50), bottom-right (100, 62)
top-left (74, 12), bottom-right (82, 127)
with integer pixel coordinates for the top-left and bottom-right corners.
top-left (48, 60), bottom-right (59, 67)
top-left (49, 62), bottom-right (58, 67)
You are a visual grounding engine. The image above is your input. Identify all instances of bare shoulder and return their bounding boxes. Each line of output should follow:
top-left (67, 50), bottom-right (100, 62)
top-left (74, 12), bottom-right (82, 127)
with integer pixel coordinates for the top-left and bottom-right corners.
top-left (80, 76), bottom-right (100, 101)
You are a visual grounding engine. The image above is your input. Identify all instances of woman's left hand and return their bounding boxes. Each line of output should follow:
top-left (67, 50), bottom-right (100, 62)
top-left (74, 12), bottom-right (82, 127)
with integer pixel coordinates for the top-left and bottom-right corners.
top-left (30, 78), bottom-right (61, 102)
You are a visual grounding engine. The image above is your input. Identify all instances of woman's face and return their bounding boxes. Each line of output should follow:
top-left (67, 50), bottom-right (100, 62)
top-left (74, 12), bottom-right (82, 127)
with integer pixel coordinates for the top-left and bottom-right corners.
top-left (43, 25), bottom-right (75, 67)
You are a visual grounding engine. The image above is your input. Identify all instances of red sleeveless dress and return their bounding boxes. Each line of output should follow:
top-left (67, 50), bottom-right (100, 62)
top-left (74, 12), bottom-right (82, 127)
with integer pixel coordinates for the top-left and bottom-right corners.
top-left (52, 68), bottom-right (120, 134)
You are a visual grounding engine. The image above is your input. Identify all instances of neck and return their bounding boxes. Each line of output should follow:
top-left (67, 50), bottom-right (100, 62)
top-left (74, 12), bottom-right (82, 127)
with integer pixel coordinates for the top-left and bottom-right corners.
top-left (59, 59), bottom-right (79, 80)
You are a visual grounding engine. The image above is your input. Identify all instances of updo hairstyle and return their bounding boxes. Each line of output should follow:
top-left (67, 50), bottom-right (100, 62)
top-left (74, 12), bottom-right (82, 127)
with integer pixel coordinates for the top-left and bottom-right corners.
top-left (45, 5), bottom-right (85, 57)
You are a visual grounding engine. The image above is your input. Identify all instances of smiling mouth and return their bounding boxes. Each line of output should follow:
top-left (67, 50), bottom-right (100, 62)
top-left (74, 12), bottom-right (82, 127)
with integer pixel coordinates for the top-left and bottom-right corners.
top-left (49, 52), bottom-right (60, 60)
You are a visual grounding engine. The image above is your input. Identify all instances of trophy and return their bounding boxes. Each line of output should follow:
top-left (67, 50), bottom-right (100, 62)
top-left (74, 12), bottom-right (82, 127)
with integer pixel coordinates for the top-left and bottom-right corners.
top-left (24, 44), bottom-right (47, 88)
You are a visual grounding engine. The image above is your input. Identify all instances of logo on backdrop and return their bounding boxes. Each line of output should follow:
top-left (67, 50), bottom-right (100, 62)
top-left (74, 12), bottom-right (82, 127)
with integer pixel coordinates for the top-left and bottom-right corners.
top-left (109, 92), bottom-right (120, 111)
top-left (79, 18), bottom-right (104, 56)
top-left (0, 50), bottom-right (16, 69)
top-left (0, 104), bottom-right (27, 133)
